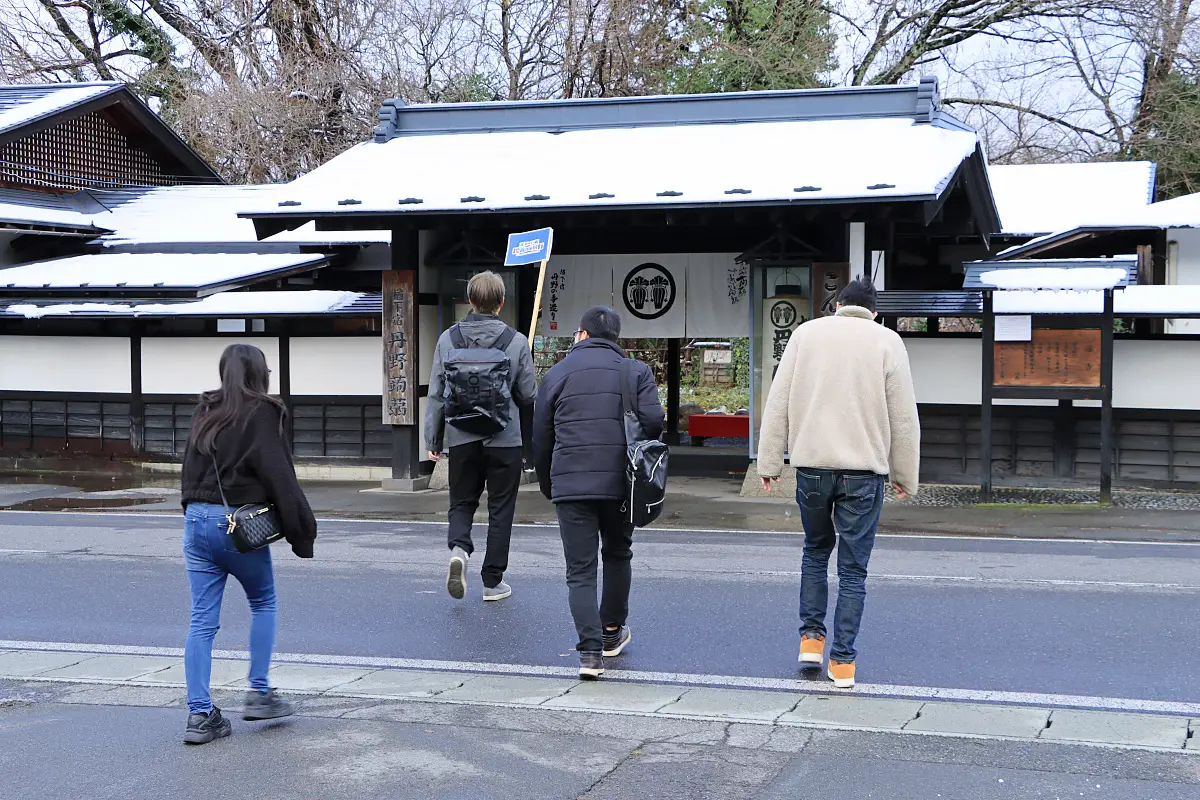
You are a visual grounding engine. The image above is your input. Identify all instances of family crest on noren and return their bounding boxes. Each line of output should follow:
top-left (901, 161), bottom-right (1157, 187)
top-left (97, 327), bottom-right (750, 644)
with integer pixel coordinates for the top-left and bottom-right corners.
top-left (175, 270), bottom-right (917, 744)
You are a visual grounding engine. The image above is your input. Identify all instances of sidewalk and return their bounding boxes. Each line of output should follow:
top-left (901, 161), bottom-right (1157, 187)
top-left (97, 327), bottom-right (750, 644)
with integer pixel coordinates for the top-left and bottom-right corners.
top-left (1, 645), bottom-right (1195, 752)
top-left (5, 471), bottom-right (1200, 541)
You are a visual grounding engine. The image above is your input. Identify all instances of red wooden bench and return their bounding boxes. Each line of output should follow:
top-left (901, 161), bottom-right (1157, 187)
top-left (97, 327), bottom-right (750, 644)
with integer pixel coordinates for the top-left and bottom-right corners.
top-left (687, 413), bottom-right (750, 446)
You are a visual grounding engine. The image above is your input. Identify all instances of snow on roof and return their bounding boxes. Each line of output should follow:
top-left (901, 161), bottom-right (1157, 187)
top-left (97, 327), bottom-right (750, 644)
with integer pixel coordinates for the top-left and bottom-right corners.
top-left (243, 117), bottom-right (981, 216)
top-left (994, 190), bottom-right (1200, 260)
top-left (993, 285), bottom-right (1200, 315)
top-left (987, 162), bottom-right (1155, 236)
top-left (0, 252), bottom-right (326, 294)
top-left (979, 266), bottom-right (1129, 290)
top-left (86, 186), bottom-right (390, 247)
top-left (2, 290), bottom-right (362, 318)
top-left (0, 196), bottom-right (108, 233)
top-left (0, 83), bottom-right (119, 135)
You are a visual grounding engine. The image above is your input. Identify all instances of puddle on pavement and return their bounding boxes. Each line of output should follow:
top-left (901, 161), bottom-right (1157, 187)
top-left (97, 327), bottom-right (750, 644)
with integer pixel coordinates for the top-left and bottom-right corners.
top-left (5, 496), bottom-right (166, 512)
top-left (0, 470), bottom-right (176, 493)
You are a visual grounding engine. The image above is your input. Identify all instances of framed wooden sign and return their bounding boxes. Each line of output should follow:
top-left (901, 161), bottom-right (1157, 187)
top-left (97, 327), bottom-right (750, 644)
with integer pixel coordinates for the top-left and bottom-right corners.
top-left (382, 270), bottom-right (417, 425)
top-left (994, 329), bottom-right (1101, 388)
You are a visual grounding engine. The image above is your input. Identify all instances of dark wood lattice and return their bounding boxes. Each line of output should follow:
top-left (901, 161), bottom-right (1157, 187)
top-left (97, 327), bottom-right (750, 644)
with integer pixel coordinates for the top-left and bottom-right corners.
top-left (0, 111), bottom-right (183, 191)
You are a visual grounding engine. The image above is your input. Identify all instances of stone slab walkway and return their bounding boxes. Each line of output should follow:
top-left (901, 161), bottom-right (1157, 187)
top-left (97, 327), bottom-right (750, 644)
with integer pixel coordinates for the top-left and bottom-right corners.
top-left (1, 647), bottom-right (1195, 753)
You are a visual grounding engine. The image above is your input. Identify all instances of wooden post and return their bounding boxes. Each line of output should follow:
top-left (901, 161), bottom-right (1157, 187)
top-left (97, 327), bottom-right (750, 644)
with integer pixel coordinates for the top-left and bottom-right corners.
top-left (527, 258), bottom-right (548, 350)
top-left (129, 327), bottom-right (144, 454)
top-left (1100, 289), bottom-right (1115, 504)
top-left (383, 228), bottom-right (424, 490)
top-left (980, 291), bottom-right (995, 503)
top-left (666, 338), bottom-right (681, 446)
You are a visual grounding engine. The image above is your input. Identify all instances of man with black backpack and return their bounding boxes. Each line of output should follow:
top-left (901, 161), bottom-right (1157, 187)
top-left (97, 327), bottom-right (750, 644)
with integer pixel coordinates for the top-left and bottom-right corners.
top-left (426, 271), bottom-right (537, 602)
top-left (533, 307), bottom-right (665, 679)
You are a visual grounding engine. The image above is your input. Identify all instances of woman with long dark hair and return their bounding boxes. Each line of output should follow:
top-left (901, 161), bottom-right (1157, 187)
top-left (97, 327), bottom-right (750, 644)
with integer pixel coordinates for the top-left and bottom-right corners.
top-left (179, 343), bottom-right (317, 744)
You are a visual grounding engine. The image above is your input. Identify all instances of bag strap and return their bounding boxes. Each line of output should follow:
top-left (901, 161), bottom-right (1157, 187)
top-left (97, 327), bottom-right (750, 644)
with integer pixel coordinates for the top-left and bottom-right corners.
top-left (494, 326), bottom-right (517, 353)
top-left (210, 452), bottom-right (232, 514)
top-left (448, 324), bottom-right (466, 349)
top-left (619, 358), bottom-right (635, 418)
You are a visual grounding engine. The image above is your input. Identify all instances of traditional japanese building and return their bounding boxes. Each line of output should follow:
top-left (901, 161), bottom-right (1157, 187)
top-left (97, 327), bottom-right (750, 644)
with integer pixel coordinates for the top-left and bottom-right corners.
top-left (1, 79), bottom-right (1194, 491)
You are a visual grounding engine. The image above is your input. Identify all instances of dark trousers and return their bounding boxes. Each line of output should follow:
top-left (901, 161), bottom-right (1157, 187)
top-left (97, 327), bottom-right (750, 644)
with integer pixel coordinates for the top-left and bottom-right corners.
top-left (794, 467), bottom-right (886, 663)
top-left (556, 500), bottom-right (634, 654)
top-left (447, 442), bottom-right (523, 588)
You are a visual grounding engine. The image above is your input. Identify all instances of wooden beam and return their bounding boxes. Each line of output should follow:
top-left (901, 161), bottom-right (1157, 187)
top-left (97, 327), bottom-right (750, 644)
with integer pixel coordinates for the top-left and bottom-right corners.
top-left (980, 291), bottom-right (995, 503)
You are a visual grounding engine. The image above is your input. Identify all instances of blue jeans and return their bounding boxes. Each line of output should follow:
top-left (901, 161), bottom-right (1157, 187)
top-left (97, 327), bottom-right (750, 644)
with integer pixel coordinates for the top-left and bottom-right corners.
top-left (183, 502), bottom-right (277, 714)
top-left (795, 468), bottom-right (885, 663)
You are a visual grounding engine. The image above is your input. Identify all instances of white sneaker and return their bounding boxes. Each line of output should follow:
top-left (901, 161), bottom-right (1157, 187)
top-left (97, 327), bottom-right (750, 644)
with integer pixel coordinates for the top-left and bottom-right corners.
top-left (483, 581), bottom-right (512, 601)
top-left (446, 547), bottom-right (468, 600)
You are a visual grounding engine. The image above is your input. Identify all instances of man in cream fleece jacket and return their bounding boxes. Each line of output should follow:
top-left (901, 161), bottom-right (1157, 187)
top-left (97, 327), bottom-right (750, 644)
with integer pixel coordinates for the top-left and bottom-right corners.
top-left (757, 278), bottom-right (919, 689)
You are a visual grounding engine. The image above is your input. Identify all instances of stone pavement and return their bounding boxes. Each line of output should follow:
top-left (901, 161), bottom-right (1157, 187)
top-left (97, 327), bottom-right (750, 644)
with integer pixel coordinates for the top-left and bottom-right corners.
top-left (1, 646), bottom-right (1195, 753)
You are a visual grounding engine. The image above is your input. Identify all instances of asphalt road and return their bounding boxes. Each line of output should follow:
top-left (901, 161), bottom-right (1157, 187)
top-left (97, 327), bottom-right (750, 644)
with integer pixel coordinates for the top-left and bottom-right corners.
top-left (3, 511), bottom-right (1200, 704)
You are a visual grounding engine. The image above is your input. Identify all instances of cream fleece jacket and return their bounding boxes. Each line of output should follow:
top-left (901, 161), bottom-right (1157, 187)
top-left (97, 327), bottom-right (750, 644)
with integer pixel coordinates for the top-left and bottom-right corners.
top-left (756, 306), bottom-right (921, 495)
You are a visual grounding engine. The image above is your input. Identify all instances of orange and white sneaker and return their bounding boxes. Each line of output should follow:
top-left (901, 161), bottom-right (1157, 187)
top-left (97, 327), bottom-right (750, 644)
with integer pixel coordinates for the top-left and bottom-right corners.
top-left (827, 659), bottom-right (855, 688)
top-left (798, 633), bottom-right (825, 666)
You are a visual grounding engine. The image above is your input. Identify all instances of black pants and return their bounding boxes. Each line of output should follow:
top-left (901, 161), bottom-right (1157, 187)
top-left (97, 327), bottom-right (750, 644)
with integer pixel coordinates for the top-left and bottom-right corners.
top-left (447, 443), bottom-right (523, 589)
top-left (556, 500), bottom-right (634, 654)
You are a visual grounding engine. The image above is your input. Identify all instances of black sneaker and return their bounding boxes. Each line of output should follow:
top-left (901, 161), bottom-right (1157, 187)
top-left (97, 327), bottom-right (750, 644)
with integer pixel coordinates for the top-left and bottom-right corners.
top-left (579, 652), bottom-right (605, 680)
top-left (184, 707), bottom-right (232, 745)
top-left (242, 689), bottom-right (295, 721)
top-left (602, 625), bottom-right (632, 657)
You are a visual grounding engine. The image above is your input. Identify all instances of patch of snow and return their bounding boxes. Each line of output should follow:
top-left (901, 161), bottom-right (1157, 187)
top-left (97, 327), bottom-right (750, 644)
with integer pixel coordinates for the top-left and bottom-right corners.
top-left (0, 199), bottom-right (102, 231)
top-left (988, 162), bottom-right (1155, 236)
top-left (87, 186), bottom-right (390, 247)
top-left (0, 252), bottom-right (325, 290)
top-left (242, 117), bottom-right (980, 216)
top-left (979, 267), bottom-right (1128, 290)
top-left (0, 84), bottom-right (117, 134)
top-left (5, 290), bottom-right (360, 318)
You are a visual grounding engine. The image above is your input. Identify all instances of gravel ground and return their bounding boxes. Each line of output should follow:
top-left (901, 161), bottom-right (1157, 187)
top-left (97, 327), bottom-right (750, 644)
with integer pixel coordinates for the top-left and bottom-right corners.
top-left (890, 483), bottom-right (1200, 510)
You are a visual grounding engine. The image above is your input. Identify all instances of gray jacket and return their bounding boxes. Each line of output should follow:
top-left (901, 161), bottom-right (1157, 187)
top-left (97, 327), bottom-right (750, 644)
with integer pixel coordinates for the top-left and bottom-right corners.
top-left (425, 313), bottom-right (537, 452)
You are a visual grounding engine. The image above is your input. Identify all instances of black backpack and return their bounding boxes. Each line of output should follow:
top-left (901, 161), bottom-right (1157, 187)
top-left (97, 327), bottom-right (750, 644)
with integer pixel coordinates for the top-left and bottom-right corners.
top-left (442, 324), bottom-right (517, 436)
top-left (619, 358), bottom-right (669, 527)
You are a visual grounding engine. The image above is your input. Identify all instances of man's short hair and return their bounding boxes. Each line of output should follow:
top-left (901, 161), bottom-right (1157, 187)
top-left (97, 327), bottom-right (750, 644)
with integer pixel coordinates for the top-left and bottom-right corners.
top-left (467, 271), bottom-right (506, 314)
top-left (579, 306), bottom-right (621, 341)
top-left (837, 277), bottom-right (877, 312)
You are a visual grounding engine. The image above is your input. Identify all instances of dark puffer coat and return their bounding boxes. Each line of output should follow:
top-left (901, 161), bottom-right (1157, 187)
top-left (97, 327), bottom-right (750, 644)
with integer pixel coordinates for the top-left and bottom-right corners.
top-left (533, 338), bottom-right (665, 503)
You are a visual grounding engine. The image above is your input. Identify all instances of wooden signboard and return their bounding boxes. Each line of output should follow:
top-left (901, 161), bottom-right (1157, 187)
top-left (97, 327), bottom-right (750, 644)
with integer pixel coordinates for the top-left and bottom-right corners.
top-left (994, 329), bottom-right (1101, 387)
top-left (813, 263), bottom-right (850, 318)
top-left (382, 270), bottom-right (417, 425)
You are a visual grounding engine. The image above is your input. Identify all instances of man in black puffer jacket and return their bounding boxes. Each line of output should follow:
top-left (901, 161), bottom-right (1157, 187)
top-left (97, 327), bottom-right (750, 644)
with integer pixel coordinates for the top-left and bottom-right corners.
top-left (534, 306), bottom-right (664, 679)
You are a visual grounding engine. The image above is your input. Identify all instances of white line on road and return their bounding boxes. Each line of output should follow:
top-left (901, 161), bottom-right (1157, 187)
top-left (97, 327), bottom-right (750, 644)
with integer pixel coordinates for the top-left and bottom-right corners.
top-left (3, 639), bottom-right (1198, 717)
top-left (2, 509), bottom-right (1198, 547)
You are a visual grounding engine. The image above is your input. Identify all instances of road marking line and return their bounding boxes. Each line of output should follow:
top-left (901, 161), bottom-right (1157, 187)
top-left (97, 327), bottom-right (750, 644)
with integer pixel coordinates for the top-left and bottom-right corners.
top-left (3, 509), bottom-right (1199, 547)
top-left (3, 639), bottom-right (1198, 717)
top-left (0, 549), bottom-right (49, 554)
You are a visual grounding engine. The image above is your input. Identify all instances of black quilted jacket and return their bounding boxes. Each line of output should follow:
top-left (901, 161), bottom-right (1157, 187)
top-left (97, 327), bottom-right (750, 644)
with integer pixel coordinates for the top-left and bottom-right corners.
top-left (533, 338), bottom-right (665, 503)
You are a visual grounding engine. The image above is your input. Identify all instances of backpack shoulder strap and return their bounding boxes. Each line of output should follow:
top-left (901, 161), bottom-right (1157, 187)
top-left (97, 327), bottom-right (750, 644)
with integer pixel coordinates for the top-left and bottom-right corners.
top-left (494, 326), bottom-right (517, 353)
top-left (619, 358), bottom-right (634, 416)
top-left (448, 324), bottom-right (466, 349)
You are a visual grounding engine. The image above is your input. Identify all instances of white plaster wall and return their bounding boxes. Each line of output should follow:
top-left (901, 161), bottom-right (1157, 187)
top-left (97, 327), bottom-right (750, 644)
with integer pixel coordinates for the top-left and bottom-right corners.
top-left (290, 337), bottom-right (382, 396)
top-left (1167, 228), bottom-right (1200, 333)
top-left (142, 338), bottom-right (279, 395)
top-left (904, 338), bottom-right (981, 405)
top-left (0, 336), bottom-right (131, 392)
top-left (905, 337), bottom-right (1200, 410)
top-left (1113, 339), bottom-right (1200, 409)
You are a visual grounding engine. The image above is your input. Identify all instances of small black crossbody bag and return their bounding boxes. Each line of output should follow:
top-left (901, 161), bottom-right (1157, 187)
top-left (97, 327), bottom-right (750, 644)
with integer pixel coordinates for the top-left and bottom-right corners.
top-left (211, 453), bottom-right (284, 553)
